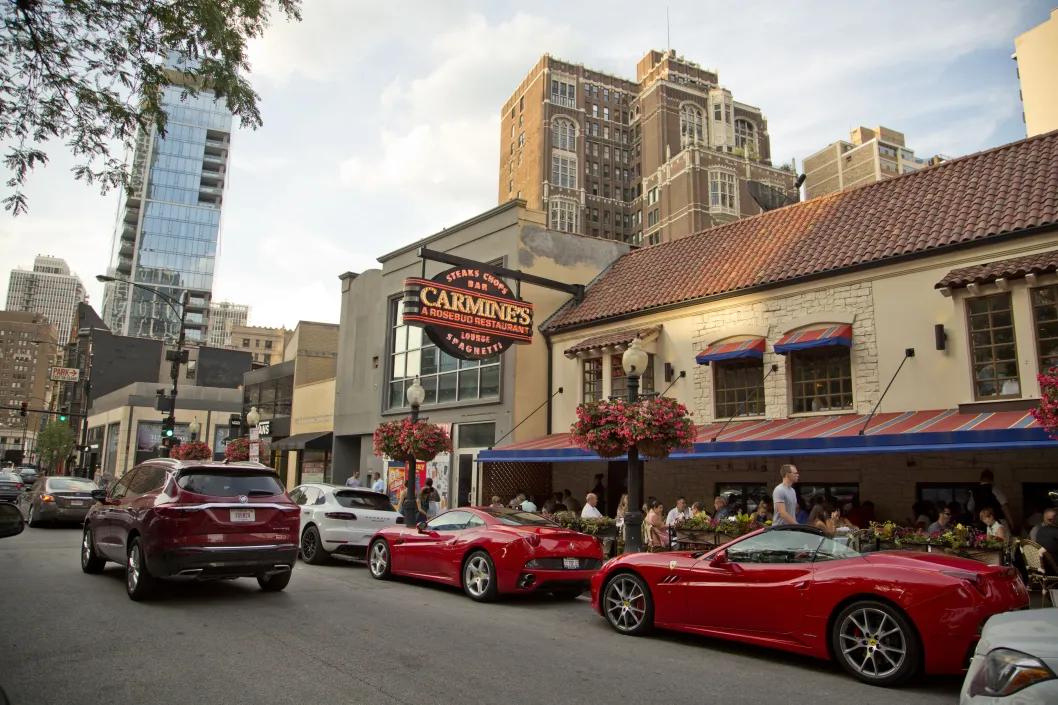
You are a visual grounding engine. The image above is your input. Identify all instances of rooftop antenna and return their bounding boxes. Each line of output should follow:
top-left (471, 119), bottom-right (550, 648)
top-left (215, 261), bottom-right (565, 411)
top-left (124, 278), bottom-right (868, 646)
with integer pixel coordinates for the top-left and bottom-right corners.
top-left (666, 7), bottom-right (671, 52)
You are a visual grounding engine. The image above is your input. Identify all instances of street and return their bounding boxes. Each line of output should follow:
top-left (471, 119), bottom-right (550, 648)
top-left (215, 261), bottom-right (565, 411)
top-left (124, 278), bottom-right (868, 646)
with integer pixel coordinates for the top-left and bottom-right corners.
top-left (0, 526), bottom-right (963, 705)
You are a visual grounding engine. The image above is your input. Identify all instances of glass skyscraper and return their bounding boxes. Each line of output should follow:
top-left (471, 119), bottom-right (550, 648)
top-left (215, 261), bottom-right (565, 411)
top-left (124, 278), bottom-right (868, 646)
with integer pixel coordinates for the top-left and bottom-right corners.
top-left (101, 54), bottom-right (232, 344)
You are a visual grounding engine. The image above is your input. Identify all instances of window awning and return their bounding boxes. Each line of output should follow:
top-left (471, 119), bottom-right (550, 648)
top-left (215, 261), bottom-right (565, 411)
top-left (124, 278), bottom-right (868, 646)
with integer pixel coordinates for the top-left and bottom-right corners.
top-left (773, 325), bottom-right (852, 354)
top-left (696, 338), bottom-right (765, 365)
top-left (475, 409), bottom-right (1053, 463)
top-left (272, 431), bottom-right (332, 451)
top-left (563, 326), bottom-right (660, 358)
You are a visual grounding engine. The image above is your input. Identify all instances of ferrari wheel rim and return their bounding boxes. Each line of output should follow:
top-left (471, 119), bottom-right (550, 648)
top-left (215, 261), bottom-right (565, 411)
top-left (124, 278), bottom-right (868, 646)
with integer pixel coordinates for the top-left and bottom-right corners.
top-left (369, 542), bottom-right (388, 576)
top-left (604, 575), bottom-right (646, 632)
top-left (127, 545), bottom-right (141, 593)
top-left (838, 607), bottom-right (906, 679)
top-left (464, 555), bottom-right (491, 597)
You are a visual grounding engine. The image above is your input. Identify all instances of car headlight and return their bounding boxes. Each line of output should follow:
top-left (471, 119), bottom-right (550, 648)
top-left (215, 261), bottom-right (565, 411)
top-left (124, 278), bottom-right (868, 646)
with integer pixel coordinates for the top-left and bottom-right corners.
top-left (969, 648), bottom-right (1056, 697)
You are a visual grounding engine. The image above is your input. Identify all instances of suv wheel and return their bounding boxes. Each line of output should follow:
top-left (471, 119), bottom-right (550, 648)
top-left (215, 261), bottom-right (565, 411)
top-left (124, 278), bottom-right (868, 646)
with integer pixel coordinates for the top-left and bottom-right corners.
top-left (257, 570), bottom-right (292, 592)
top-left (300, 526), bottom-right (327, 565)
top-left (126, 537), bottom-right (156, 601)
top-left (81, 527), bottom-right (105, 574)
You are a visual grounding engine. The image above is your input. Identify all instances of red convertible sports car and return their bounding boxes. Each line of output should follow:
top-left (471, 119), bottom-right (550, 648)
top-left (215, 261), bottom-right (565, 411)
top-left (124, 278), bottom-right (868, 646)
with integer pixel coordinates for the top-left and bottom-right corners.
top-left (368, 507), bottom-right (604, 601)
top-left (591, 525), bottom-right (1028, 687)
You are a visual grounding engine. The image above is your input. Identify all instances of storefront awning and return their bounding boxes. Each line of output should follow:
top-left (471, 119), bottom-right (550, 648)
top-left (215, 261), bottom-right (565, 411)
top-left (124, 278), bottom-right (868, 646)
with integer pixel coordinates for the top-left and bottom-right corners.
top-left (273, 431), bottom-right (333, 451)
top-left (475, 409), bottom-right (1054, 463)
top-left (563, 326), bottom-right (660, 358)
top-left (773, 325), bottom-right (852, 354)
top-left (695, 338), bottom-right (765, 365)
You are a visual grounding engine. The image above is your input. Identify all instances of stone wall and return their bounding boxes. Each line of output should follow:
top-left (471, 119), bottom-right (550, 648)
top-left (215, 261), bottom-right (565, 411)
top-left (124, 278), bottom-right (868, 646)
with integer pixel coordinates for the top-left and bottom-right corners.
top-left (552, 448), bottom-right (1058, 527)
top-left (690, 281), bottom-right (879, 422)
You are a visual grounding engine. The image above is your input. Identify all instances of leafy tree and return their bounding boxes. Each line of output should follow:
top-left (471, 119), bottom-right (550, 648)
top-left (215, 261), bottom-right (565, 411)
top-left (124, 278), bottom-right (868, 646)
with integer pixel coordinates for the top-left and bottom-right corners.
top-left (0, 0), bottom-right (302, 214)
top-left (36, 419), bottom-right (75, 470)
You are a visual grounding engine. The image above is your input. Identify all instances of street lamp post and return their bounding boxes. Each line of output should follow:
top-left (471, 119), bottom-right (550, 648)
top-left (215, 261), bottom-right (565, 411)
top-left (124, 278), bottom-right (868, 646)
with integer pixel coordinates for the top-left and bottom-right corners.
top-left (189, 418), bottom-right (201, 442)
top-left (621, 337), bottom-right (649, 554)
top-left (402, 377), bottom-right (426, 528)
top-left (97, 275), bottom-right (189, 459)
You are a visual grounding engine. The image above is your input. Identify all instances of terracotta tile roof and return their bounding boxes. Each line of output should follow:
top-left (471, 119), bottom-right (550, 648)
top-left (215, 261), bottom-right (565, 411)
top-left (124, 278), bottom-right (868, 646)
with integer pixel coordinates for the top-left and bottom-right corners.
top-left (562, 326), bottom-right (659, 356)
top-left (935, 249), bottom-right (1058, 289)
top-left (544, 130), bottom-right (1058, 332)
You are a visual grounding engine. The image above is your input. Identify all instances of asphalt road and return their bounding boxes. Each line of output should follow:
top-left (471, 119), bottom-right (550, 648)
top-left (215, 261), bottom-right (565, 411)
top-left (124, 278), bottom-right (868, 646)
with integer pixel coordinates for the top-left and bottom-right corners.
top-left (0, 526), bottom-right (963, 705)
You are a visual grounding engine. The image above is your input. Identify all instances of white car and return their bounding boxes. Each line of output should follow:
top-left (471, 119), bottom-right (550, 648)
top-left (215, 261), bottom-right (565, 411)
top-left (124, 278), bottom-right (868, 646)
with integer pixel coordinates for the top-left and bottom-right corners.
top-left (961, 608), bottom-right (1058, 704)
top-left (290, 484), bottom-right (404, 564)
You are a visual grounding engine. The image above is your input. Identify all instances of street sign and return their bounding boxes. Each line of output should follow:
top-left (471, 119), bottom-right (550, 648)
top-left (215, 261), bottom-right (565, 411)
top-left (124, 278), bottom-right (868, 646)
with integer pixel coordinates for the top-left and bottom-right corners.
top-left (249, 427), bottom-right (260, 462)
top-left (50, 367), bottom-right (80, 382)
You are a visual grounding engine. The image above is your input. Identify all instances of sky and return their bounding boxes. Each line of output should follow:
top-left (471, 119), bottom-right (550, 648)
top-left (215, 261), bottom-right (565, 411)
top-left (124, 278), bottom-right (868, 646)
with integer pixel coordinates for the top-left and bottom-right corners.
top-left (0, 0), bottom-right (1051, 330)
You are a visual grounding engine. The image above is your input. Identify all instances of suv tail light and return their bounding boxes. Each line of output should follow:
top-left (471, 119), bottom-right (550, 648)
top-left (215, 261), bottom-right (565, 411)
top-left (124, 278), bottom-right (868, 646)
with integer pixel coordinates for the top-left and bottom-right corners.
top-left (325, 512), bottom-right (358, 520)
top-left (155, 505), bottom-right (199, 517)
top-left (278, 505), bottom-right (301, 516)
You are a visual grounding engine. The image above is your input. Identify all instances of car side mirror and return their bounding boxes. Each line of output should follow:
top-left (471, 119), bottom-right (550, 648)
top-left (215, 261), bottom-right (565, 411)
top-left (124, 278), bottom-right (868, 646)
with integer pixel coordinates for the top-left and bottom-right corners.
top-left (416, 522), bottom-right (428, 533)
top-left (0, 503), bottom-right (24, 539)
top-left (709, 550), bottom-right (728, 567)
top-left (90, 489), bottom-right (108, 503)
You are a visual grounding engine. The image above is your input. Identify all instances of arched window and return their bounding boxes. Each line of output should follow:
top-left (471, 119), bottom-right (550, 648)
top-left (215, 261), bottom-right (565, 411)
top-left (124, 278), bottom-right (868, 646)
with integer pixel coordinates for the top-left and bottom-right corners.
top-left (735, 119), bottom-right (757, 152)
top-left (680, 104), bottom-right (704, 146)
top-left (551, 119), bottom-right (576, 151)
top-left (549, 199), bottom-right (578, 233)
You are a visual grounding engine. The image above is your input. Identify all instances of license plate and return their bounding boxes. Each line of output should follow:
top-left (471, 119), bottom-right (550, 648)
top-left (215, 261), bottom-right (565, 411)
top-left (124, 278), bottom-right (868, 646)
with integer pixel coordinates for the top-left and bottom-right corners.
top-left (69, 500), bottom-right (83, 507)
top-left (230, 509), bottom-right (255, 522)
top-left (563, 558), bottom-right (580, 570)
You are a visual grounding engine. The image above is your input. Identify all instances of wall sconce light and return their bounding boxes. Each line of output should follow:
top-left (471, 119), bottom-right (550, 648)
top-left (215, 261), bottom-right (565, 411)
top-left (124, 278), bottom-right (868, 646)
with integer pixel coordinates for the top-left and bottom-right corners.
top-left (934, 324), bottom-right (947, 351)
top-left (664, 362), bottom-right (674, 383)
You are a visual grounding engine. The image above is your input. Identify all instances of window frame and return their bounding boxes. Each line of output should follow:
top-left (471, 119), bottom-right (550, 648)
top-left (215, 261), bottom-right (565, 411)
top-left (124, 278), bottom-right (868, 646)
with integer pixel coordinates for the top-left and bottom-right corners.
top-left (1030, 284), bottom-right (1058, 375)
top-left (965, 292), bottom-right (1021, 400)
top-left (582, 357), bottom-right (603, 403)
top-left (549, 199), bottom-right (578, 233)
top-left (734, 118), bottom-right (757, 152)
top-left (789, 346), bottom-right (854, 414)
top-left (709, 170), bottom-right (738, 215)
top-left (713, 358), bottom-right (766, 419)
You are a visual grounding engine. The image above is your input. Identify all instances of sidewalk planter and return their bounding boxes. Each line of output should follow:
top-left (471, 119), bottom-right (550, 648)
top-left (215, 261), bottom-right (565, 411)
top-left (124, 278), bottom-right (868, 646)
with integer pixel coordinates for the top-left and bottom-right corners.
top-left (868, 522), bottom-right (1006, 564)
top-left (948, 548), bottom-right (1006, 566)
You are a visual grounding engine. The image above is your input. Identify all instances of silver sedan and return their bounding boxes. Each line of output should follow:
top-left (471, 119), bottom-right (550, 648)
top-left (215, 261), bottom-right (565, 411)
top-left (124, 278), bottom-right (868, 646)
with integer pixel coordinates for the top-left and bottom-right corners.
top-left (961, 608), bottom-right (1058, 703)
top-left (21, 476), bottom-right (99, 526)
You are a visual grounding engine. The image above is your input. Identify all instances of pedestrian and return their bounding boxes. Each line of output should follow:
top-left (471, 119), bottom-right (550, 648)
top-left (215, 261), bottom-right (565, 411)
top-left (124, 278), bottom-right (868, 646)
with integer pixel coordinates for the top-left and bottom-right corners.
top-left (562, 489), bottom-right (581, 513)
top-left (665, 497), bottom-right (692, 526)
top-left (420, 478), bottom-right (442, 518)
top-left (509, 490), bottom-right (525, 509)
top-left (394, 479), bottom-right (425, 521)
top-left (752, 498), bottom-right (772, 525)
top-left (926, 505), bottom-right (952, 535)
top-left (771, 464), bottom-right (799, 526)
top-left (980, 508), bottom-right (1009, 544)
top-left (1034, 509), bottom-right (1058, 568)
top-left (489, 496), bottom-right (503, 508)
top-left (591, 473), bottom-right (606, 508)
top-left (581, 492), bottom-right (603, 518)
top-left (967, 469), bottom-right (1016, 534)
top-left (795, 497), bottom-right (809, 525)
top-left (646, 501), bottom-right (668, 552)
top-left (711, 496), bottom-right (731, 521)
top-left (690, 501), bottom-right (705, 518)
top-left (1030, 507), bottom-right (1053, 542)
top-left (518, 493), bottom-right (538, 512)
top-left (371, 472), bottom-right (385, 493)
top-left (346, 471), bottom-right (362, 487)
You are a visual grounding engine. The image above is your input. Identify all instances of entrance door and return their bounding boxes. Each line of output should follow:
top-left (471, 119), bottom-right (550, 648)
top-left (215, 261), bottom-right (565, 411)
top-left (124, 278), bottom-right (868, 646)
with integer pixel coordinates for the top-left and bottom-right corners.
top-left (455, 452), bottom-right (483, 507)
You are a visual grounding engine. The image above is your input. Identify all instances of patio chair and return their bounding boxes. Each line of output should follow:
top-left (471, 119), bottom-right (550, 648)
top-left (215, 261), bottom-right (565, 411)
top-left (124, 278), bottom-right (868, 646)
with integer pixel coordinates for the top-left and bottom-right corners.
top-left (1018, 539), bottom-right (1058, 607)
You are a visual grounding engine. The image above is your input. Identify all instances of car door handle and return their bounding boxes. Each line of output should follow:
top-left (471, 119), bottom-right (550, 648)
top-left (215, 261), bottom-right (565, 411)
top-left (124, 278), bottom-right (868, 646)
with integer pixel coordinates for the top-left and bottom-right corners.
top-left (794, 581), bottom-right (808, 590)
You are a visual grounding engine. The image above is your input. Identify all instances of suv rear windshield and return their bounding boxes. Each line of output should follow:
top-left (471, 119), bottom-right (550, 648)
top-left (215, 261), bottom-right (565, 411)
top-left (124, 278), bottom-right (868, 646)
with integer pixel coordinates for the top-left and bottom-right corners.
top-left (334, 491), bottom-right (395, 511)
top-left (176, 470), bottom-right (284, 498)
top-left (47, 478), bottom-right (97, 491)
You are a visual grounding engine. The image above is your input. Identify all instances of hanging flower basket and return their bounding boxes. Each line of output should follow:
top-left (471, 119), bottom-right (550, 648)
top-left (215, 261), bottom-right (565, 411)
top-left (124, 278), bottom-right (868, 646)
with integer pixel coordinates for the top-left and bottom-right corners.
top-left (570, 399), bottom-right (636, 458)
top-left (224, 436), bottom-right (261, 462)
top-left (570, 396), bottom-right (695, 459)
top-left (636, 439), bottom-right (670, 459)
top-left (170, 440), bottom-right (212, 461)
top-left (373, 418), bottom-right (452, 462)
top-left (1032, 364), bottom-right (1058, 440)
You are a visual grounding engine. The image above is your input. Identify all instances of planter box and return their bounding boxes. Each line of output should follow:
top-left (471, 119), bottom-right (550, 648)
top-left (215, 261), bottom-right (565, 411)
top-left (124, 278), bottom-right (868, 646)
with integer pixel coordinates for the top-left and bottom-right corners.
top-left (674, 530), bottom-right (739, 549)
top-left (947, 547), bottom-right (1006, 566)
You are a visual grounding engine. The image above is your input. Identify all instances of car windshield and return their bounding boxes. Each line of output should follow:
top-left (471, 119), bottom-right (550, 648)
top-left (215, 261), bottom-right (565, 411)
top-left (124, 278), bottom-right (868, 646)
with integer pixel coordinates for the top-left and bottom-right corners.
top-left (0, 472), bottom-right (21, 482)
top-left (46, 478), bottom-right (97, 491)
top-left (812, 535), bottom-right (863, 562)
top-left (176, 470), bottom-right (284, 498)
top-left (480, 508), bottom-right (557, 526)
top-left (334, 491), bottom-right (395, 511)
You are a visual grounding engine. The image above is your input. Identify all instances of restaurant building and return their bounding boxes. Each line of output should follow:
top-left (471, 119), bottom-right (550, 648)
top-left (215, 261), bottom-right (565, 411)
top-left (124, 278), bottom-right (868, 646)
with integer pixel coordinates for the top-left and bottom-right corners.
top-left (332, 201), bottom-right (629, 507)
top-left (478, 130), bottom-right (1058, 524)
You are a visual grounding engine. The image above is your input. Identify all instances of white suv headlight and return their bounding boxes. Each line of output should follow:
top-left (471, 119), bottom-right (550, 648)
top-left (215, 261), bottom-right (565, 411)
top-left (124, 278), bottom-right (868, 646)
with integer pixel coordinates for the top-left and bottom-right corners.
top-left (969, 648), bottom-right (1056, 697)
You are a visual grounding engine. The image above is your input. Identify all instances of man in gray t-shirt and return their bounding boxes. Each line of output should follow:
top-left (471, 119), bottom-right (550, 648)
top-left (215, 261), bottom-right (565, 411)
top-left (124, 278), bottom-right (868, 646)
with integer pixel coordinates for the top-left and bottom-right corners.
top-left (772, 464), bottom-right (801, 526)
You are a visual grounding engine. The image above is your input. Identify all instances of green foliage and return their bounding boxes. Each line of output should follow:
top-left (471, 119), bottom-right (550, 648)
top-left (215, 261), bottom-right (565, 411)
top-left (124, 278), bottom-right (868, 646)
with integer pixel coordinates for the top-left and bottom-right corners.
top-left (0, 0), bottom-right (302, 214)
top-left (36, 420), bottom-right (75, 470)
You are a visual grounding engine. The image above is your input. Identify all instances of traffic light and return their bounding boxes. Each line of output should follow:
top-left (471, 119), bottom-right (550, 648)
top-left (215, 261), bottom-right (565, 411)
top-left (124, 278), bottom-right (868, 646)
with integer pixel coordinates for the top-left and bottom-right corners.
top-left (161, 416), bottom-right (175, 438)
top-left (19, 402), bottom-right (26, 417)
top-left (59, 406), bottom-right (68, 422)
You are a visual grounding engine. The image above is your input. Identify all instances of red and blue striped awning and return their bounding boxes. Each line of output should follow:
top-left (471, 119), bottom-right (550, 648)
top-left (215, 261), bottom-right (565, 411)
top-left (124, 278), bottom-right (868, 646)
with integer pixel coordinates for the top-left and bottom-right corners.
top-left (695, 338), bottom-right (765, 365)
top-left (476, 409), bottom-right (1054, 463)
top-left (774, 325), bottom-right (852, 354)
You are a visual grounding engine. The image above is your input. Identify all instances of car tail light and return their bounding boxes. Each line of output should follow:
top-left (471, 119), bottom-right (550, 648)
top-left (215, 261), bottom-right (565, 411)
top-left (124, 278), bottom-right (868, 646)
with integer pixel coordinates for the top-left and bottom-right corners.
top-left (16, 484), bottom-right (24, 490)
top-left (278, 506), bottom-right (301, 516)
top-left (395, 516), bottom-right (405, 524)
top-left (40, 494), bottom-right (53, 502)
top-left (325, 512), bottom-right (358, 520)
top-left (523, 534), bottom-right (541, 547)
top-left (155, 505), bottom-right (198, 517)
top-left (941, 569), bottom-right (986, 595)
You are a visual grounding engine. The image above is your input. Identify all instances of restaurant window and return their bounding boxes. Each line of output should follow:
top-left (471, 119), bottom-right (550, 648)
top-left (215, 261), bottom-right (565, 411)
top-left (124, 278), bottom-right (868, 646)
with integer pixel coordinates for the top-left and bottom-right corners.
top-left (709, 171), bottom-right (737, 214)
top-left (916, 483), bottom-right (977, 513)
top-left (583, 358), bottom-right (603, 402)
top-left (790, 347), bottom-right (853, 413)
top-left (798, 484), bottom-right (859, 511)
top-left (387, 298), bottom-right (500, 410)
top-left (967, 293), bottom-right (1020, 398)
top-left (714, 359), bottom-right (765, 418)
top-left (717, 483), bottom-right (768, 514)
top-left (549, 199), bottom-right (578, 233)
top-left (1031, 285), bottom-right (1058, 373)
top-left (609, 353), bottom-right (654, 399)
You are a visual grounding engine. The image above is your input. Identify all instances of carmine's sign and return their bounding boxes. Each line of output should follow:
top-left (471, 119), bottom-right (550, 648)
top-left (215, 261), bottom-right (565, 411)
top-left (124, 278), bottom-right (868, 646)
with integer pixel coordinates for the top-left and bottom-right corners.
top-left (402, 267), bottom-right (534, 361)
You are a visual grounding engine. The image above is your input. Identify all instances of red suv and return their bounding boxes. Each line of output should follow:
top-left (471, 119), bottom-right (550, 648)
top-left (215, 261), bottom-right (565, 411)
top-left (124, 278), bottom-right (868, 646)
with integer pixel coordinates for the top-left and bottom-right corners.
top-left (81, 459), bottom-right (300, 600)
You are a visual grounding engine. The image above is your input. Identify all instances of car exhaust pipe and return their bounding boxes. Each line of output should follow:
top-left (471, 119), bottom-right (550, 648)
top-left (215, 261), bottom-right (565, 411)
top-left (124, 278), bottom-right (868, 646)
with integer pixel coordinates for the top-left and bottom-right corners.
top-left (265, 565), bottom-right (292, 576)
top-left (176, 569), bottom-right (203, 578)
top-left (517, 573), bottom-right (536, 589)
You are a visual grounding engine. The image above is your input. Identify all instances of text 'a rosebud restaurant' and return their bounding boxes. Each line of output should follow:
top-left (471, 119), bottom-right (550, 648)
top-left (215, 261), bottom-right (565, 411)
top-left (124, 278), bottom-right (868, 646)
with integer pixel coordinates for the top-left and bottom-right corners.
top-left (474, 131), bottom-right (1058, 536)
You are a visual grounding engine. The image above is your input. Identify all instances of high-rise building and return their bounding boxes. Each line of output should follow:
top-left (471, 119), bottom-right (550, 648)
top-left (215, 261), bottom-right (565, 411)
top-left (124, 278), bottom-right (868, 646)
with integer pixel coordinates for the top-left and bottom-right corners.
top-left (5, 255), bottom-right (86, 344)
top-left (101, 52), bottom-right (232, 345)
top-left (228, 324), bottom-right (290, 367)
top-left (500, 49), bottom-right (798, 246)
top-left (1014, 8), bottom-right (1058, 138)
top-left (207, 301), bottom-right (250, 348)
top-left (0, 312), bottom-right (59, 461)
top-left (802, 126), bottom-right (929, 200)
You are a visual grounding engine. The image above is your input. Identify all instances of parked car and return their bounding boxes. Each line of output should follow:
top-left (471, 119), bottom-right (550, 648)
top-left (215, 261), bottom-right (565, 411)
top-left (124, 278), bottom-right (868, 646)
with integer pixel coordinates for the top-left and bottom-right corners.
top-left (0, 501), bottom-right (23, 704)
top-left (290, 483), bottom-right (404, 564)
top-left (81, 459), bottom-right (301, 600)
top-left (960, 608), bottom-right (1058, 703)
top-left (20, 476), bottom-right (98, 526)
top-left (15, 466), bottom-right (38, 487)
top-left (367, 507), bottom-right (605, 601)
top-left (591, 524), bottom-right (1029, 687)
top-left (0, 472), bottom-right (24, 503)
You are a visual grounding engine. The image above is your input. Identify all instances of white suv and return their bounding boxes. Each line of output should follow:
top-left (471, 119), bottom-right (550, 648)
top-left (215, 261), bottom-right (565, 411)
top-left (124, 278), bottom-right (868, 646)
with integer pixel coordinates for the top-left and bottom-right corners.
top-left (290, 484), bottom-right (404, 564)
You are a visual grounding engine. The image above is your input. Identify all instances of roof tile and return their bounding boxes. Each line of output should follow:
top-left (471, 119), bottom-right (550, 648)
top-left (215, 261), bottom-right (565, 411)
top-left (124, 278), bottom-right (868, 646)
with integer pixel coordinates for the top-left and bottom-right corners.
top-left (935, 249), bottom-right (1058, 289)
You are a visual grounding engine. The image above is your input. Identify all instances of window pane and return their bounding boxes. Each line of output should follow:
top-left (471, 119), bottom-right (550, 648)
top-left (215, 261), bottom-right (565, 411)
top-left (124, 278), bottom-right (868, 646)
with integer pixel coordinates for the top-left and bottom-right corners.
top-left (421, 375), bottom-right (437, 405)
top-left (458, 369), bottom-right (479, 400)
top-left (1032, 285), bottom-right (1058, 372)
top-left (392, 353), bottom-right (405, 380)
top-left (388, 381), bottom-right (405, 409)
top-left (420, 346), bottom-right (438, 375)
top-left (791, 348), bottom-right (853, 412)
top-left (439, 352), bottom-right (458, 372)
top-left (437, 373), bottom-right (457, 403)
top-left (393, 325), bottom-right (407, 352)
top-left (480, 364), bottom-right (500, 398)
top-left (407, 325), bottom-right (422, 350)
top-left (966, 293), bottom-right (1019, 399)
top-left (714, 358), bottom-right (764, 418)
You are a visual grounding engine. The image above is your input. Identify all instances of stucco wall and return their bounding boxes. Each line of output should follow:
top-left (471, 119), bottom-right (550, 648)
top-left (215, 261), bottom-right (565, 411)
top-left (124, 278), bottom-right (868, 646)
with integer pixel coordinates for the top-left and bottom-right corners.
top-left (291, 379), bottom-right (335, 436)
